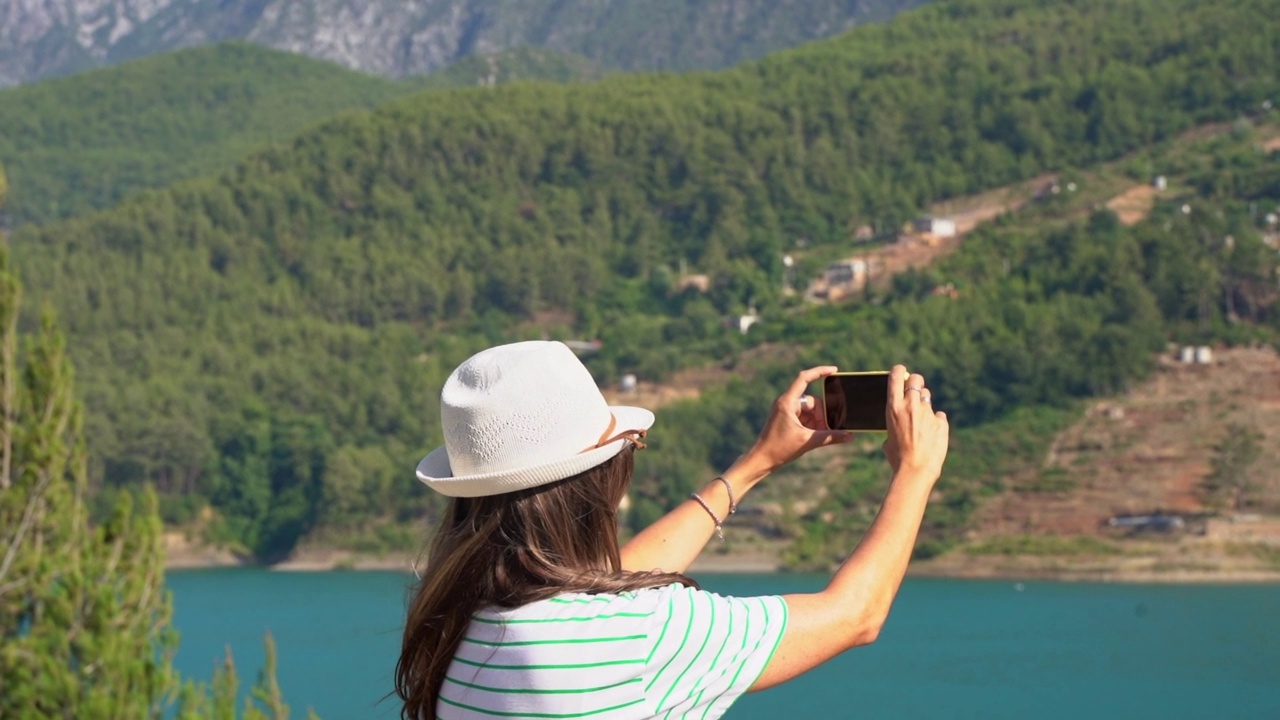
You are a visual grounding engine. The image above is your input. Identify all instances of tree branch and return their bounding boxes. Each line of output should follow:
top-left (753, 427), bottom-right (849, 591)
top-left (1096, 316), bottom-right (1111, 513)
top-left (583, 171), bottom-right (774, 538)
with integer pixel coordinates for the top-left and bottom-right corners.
top-left (0, 469), bottom-right (52, 592)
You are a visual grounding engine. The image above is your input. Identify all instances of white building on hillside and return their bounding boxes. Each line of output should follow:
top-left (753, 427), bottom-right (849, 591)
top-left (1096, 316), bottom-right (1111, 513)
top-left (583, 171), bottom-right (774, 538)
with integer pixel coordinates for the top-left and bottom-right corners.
top-left (914, 216), bottom-right (957, 237)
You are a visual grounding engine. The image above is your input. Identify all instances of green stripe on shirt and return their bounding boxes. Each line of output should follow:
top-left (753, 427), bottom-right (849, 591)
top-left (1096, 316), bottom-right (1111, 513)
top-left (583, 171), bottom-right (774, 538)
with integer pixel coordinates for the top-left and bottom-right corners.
top-left (444, 675), bottom-right (642, 695)
top-left (453, 656), bottom-right (645, 671)
top-left (438, 695), bottom-right (645, 718)
top-left (657, 590), bottom-right (716, 716)
top-left (546, 593), bottom-right (634, 605)
top-left (463, 634), bottom-right (645, 647)
top-left (644, 602), bottom-right (673, 665)
top-left (472, 611), bottom-right (652, 625)
top-left (645, 589), bottom-right (695, 692)
top-left (725, 597), bottom-right (786, 693)
top-left (693, 596), bottom-right (737, 720)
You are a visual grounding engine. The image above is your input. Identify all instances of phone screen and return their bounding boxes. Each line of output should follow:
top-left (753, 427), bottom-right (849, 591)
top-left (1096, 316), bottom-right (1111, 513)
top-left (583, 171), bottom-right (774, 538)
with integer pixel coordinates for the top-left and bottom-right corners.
top-left (823, 372), bottom-right (889, 431)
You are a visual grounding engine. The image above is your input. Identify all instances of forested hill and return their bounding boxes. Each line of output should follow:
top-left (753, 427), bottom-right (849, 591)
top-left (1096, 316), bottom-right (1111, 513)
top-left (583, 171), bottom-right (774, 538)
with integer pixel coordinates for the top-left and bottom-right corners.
top-left (0, 43), bottom-right (416, 227)
top-left (0, 42), bottom-right (603, 227)
top-left (0, 0), bottom-right (926, 87)
top-left (12, 0), bottom-right (1280, 560)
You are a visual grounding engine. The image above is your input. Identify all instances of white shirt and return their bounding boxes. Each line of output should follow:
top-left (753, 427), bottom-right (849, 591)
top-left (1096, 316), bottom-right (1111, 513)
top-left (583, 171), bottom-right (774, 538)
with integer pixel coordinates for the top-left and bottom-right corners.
top-left (438, 584), bottom-right (789, 719)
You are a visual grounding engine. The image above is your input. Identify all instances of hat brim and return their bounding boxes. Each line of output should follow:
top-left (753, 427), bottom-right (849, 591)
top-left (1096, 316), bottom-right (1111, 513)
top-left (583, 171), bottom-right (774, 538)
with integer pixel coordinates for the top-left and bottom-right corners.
top-left (416, 405), bottom-right (655, 498)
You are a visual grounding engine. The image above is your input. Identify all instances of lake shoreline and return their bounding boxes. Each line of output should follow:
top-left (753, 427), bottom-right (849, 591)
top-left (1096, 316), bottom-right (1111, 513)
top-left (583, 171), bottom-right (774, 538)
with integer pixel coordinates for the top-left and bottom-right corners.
top-left (166, 562), bottom-right (1280, 718)
top-left (164, 547), bottom-right (1280, 583)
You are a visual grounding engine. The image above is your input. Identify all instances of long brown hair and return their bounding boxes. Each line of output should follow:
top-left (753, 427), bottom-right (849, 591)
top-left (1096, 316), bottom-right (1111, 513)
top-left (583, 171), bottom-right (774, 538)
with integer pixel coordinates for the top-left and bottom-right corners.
top-left (395, 446), bottom-right (695, 719)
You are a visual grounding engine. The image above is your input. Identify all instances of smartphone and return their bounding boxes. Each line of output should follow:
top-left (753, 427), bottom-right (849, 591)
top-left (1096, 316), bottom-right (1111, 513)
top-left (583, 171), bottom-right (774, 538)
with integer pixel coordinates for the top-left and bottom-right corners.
top-left (823, 371), bottom-right (889, 431)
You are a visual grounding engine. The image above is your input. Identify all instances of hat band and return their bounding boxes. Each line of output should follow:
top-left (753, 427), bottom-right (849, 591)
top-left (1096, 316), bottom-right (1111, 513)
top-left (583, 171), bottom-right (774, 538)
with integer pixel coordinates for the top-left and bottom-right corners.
top-left (581, 415), bottom-right (648, 453)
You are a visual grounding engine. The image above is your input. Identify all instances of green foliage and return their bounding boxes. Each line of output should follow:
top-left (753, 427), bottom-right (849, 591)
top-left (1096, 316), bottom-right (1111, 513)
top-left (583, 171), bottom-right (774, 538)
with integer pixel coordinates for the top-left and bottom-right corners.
top-left (1203, 422), bottom-right (1264, 512)
top-left (781, 405), bottom-right (1080, 568)
top-left (768, 159), bottom-right (1280, 562)
top-left (0, 245), bottom-right (307, 717)
top-left (0, 253), bottom-right (175, 716)
top-left (816, 212), bottom-right (1170, 419)
top-left (9, 0), bottom-right (1280, 559)
top-left (174, 632), bottom-right (314, 720)
top-left (0, 42), bottom-right (417, 226)
top-left (964, 534), bottom-right (1122, 556)
top-left (1025, 467), bottom-right (1077, 493)
top-left (1225, 543), bottom-right (1280, 569)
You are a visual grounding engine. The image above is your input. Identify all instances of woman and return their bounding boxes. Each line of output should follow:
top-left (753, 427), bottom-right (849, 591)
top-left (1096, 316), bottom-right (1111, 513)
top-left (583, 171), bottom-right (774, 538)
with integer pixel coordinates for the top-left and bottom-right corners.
top-left (397, 340), bottom-right (948, 719)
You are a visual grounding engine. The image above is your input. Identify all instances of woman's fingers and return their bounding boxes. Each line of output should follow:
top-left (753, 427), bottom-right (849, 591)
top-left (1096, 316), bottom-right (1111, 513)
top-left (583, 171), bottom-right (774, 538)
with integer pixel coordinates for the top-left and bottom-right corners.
top-left (785, 365), bottom-right (838, 406)
top-left (888, 365), bottom-right (909, 411)
top-left (797, 394), bottom-right (819, 418)
top-left (798, 393), bottom-right (831, 429)
top-left (883, 366), bottom-right (949, 480)
top-left (786, 366), bottom-right (838, 431)
top-left (904, 373), bottom-right (926, 404)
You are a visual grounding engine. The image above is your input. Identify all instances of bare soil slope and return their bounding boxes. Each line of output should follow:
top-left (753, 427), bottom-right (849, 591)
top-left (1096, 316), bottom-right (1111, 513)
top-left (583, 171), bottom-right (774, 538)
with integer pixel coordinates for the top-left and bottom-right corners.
top-left (916, 346), bottom-right (1280, 581)
top-left (973, 346), bottom-right (1280, 537)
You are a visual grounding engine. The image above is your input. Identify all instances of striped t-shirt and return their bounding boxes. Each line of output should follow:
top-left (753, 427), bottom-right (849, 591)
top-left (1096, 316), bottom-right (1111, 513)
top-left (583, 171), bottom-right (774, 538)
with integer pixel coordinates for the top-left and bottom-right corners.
top-left (437, 584), bottom-right (788, 719)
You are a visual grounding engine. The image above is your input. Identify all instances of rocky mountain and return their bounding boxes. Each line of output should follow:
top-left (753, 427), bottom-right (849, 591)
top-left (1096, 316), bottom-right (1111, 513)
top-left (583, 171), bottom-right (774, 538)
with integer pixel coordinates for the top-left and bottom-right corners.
top-left (0, 0), bottom-right (925, 87)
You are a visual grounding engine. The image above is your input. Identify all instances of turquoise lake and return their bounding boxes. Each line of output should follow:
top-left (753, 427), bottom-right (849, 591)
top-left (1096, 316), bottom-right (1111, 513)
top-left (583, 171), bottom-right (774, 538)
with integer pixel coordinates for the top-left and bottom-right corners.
top-left (168, 570), bottom-right (1280, 719)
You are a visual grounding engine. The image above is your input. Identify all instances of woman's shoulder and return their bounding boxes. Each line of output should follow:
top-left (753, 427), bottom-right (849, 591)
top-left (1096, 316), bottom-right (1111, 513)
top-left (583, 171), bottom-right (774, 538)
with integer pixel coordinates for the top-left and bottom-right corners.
top-left (475, 583), bottom-right (694, 625)
top-left (476, 583), bottom-right (782, 625)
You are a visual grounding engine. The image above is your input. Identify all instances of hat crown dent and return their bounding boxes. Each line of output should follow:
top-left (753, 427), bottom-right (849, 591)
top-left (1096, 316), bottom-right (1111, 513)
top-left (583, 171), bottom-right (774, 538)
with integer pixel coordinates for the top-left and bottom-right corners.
top-left (439, 341), bottom-right (611, 478)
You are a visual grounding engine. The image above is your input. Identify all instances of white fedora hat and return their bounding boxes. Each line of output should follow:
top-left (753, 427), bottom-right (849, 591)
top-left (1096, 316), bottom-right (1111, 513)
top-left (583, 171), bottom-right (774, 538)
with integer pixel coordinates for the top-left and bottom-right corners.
top-left (416, 341), bottom-right (654, 498)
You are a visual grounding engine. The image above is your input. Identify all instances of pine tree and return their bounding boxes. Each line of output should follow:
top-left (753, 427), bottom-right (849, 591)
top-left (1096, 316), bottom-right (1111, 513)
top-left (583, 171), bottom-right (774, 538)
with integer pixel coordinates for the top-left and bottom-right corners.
top-left (0, 163), bottom-right (307, 719)
top-left (0, 244), bottom-right (176, 715)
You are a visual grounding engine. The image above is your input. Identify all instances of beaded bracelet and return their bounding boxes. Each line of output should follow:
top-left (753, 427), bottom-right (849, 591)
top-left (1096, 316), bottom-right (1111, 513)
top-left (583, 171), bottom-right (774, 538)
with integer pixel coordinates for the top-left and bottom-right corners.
top-left (690, 475), bottom-right (738, 541)
top-left (690, 492), bottom-right (724, 540)
top-left (713, 475), bottom-right (737, 515)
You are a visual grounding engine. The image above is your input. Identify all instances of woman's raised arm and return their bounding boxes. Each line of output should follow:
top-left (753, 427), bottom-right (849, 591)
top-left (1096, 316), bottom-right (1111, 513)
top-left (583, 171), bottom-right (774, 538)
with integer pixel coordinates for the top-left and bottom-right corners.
top-left (752, 365), bottom-right (949, 690)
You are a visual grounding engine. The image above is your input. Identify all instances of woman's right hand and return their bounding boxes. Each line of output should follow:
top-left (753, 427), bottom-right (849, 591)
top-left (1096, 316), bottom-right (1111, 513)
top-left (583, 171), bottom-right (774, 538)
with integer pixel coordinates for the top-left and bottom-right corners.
top-left (882, 365), bottom-right (949, 483)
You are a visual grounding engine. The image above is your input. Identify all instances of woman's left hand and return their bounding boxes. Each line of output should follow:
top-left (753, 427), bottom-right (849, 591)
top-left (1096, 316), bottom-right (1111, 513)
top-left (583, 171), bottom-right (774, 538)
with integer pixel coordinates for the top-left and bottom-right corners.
top-left (744, 366), bottom-right (854, 475)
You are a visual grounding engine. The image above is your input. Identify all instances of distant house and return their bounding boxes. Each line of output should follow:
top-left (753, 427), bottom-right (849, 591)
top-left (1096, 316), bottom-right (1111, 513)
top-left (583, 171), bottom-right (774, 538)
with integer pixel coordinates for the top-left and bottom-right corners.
top-left (676, 274), bottom-right (710, 293)
top-left (853, 224), bottom-right (875, 241)
top-left (824, 259), bottom-right (866, 286)
top-left (1154, 175), bottom-right (1168, 191)
top-left (930, 282), bottom-right (959, 300)
top-left (914, 216), bottom-right (957, 237)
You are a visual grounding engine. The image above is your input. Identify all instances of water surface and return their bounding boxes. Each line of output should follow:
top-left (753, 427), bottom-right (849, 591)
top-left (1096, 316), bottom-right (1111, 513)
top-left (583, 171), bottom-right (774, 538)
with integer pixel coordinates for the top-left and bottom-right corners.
top-left (169, 570), bottom-right (1280, 719)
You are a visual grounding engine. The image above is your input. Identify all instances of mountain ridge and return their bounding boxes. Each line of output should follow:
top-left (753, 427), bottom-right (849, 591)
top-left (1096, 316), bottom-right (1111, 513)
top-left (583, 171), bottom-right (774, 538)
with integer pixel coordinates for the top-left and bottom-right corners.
top-left (0, 0), bottom-right (926, 87)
